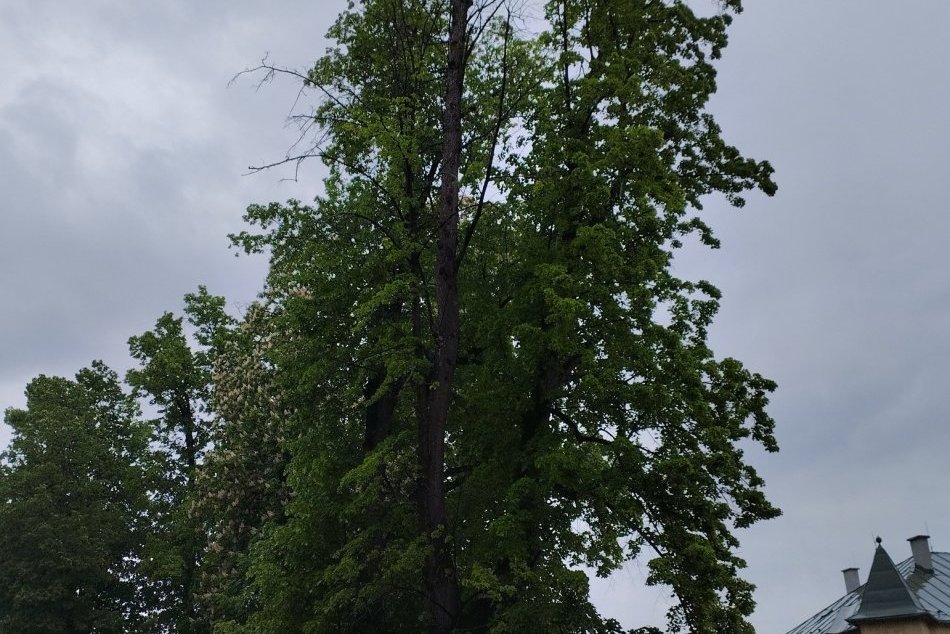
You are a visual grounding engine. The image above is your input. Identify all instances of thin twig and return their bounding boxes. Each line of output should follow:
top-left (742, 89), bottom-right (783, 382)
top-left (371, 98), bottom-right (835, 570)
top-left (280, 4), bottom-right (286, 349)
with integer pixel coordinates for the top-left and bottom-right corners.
top-left (457, 10), bottom-right (513, 269)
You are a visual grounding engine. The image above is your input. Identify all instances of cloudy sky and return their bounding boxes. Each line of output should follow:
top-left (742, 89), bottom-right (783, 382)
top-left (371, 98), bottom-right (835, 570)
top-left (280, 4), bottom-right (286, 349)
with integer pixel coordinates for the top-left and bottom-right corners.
top-left (3, 1), bottom-right (949, 632)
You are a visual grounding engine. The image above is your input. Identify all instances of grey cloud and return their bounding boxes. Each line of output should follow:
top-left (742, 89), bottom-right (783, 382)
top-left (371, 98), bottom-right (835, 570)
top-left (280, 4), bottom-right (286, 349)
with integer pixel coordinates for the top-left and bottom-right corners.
top-left (680, 3), bottom-right (950, 631)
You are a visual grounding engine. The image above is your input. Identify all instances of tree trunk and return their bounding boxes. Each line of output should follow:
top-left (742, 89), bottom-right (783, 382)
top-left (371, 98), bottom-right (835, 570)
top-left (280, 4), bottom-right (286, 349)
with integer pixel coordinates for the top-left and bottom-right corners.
top-left (421, 1), bottom-right (469, 631)
top-left (177, 397), bottom-right (198, 633)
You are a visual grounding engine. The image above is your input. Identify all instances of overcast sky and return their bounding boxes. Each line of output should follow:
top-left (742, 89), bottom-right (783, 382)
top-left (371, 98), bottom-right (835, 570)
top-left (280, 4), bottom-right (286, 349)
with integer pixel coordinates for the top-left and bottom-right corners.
top-left (3, 2), bottom-right (949, 632)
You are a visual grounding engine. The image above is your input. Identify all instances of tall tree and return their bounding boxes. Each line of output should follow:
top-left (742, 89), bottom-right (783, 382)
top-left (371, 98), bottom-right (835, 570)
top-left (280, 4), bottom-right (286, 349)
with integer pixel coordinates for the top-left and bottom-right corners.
top-left (127, 288), bottom-right (232, 633)
top-left (450, 1), bottom-right (780, 631)
top-left (0, 363), bottom-right (151, 633)
top-left (193, 301), bottom-right (291, 630)
top-left (233, 0), bottom-right (779, 631)
top-left (231, 1), bottom-right (536, 629)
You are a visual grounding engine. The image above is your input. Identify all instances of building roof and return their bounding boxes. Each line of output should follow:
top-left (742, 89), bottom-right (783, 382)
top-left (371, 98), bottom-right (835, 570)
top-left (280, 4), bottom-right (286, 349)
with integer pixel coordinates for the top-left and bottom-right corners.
top-left (848, 541), bottom-right (927, 623)
top-left (786, 547), bottom-right (950, 634)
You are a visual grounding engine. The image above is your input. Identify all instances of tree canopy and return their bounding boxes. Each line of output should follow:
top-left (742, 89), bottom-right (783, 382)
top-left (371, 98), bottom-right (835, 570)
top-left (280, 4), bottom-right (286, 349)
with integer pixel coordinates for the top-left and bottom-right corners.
top-left (0, 364), bottom-right (151, 633)
top-left (0, 1), bottom-right (778, 632)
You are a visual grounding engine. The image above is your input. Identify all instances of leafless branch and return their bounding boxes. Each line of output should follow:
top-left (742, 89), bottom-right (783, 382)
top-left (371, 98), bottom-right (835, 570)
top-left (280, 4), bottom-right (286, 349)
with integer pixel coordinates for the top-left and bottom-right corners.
top-left (457, 10), bottom-right (513, 269)
top-left (467, 0), bottom-right (508, 59)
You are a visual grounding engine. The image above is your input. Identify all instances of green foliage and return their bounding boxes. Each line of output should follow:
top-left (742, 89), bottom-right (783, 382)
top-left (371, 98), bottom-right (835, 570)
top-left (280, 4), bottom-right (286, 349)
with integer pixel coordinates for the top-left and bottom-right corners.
top-left (0, 2), bottom-right (780, 632)
top-left (127, 289), bottom-right (233, 634)
top-left (193, 302), bottom-right (291, 632)
top-left (226, 1), bottom-right (779, 632)
top-left (0, 363), bottom-right (151, 633)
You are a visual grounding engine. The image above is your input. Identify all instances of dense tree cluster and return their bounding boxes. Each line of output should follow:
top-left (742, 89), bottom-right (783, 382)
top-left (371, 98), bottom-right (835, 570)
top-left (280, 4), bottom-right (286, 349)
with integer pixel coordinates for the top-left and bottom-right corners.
top-left (0, 1), bottom-right (779, 632)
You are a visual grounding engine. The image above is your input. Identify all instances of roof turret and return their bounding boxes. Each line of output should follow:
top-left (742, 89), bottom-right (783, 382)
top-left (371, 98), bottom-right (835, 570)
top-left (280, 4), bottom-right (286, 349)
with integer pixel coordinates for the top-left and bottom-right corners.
top-left (848, 538), bottom-right (929, 624)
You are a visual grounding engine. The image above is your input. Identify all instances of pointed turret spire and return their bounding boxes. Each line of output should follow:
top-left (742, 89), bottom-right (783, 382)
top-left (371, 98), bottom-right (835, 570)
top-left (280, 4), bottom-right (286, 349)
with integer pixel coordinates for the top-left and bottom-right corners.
top-left (848, 538), bottom-right (929, 624)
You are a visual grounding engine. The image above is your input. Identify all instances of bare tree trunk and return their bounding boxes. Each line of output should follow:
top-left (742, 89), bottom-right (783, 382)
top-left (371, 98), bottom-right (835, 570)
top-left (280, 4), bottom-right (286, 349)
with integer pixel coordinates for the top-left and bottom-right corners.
top-left (421, 1), bottom-right (470, 631)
